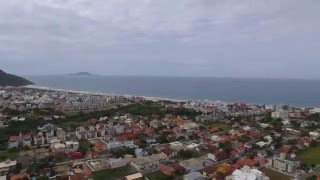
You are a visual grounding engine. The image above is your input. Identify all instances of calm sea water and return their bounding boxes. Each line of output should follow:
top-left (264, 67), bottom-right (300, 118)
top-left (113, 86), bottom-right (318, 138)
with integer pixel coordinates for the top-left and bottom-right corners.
top-left (26, 76), bottom-right (320, 107)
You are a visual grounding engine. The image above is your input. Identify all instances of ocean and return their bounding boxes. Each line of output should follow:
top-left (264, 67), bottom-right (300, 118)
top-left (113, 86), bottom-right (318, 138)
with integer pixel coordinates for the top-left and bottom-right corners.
top-left (26, 75), bottom-right (320, 107)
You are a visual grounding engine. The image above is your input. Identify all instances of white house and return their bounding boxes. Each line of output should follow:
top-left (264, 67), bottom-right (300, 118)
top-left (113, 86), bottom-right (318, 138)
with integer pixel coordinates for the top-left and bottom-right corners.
top-left (66, 141), bottom-right (79, 152)
top-left (207, 153), bottom-right (217, 162)
top-left (76, 127), bottom-right (88, 139)
top-left (309, 131), bottom-right (320, 139)
top-left (226, 165), bottom-right (270, 180)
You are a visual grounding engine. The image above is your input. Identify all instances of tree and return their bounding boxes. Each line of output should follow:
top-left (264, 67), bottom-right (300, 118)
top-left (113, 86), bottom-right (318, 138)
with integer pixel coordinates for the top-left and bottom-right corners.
top-left (309, 140), bottom-right (318, 147)
top-left (158, 134), bottom-right (169, 144)
top-left (307, 175), bottom-right (317, 180)
top-left (219, 142), bottom-right (233, 153)
top-left (179, 150), bottom-right (200, 159)
top-left (111, 148), bottom-right (127, 158)
top-left (78, 140), bottom-right (91, 154)
top-left (199, 125), bottom-right (207, 131)
top-left (177, 136), bottom-right (186, 142)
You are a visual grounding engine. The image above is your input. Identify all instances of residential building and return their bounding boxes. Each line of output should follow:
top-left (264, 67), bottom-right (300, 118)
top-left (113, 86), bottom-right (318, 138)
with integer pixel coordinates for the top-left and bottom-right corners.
top-left (130, 153), bottom-right (168, 171)
top-left (183, 171), bottom-right (204, 180)
top-left (8, 133), bottom-right (32, 149)
top-left (180, 157), bottom-right (207, 172)
top-left (65, 141), bottom-right (79, 152)
top-left (150, 119), bottom-right (160, 129)
top-left (268, 153), bottom-right (299, 173)
top-left (161, 147), bottom-right (178, 158)
top-left (226, 165), bottom-right (270, 180)
top-left (115, 124), bottom-right (125, 134)
top-left (109, 158), bottom-right (127, 169)
top-left (33, 132), bottom-right (46, 146)
top-left (76, 127), bottom-right (88, 140)
top-left (161, 165), bottom-right (175, 176)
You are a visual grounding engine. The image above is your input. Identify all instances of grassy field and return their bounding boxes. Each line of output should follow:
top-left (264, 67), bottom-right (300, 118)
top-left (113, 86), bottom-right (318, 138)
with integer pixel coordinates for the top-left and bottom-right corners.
top-left (297, 146), bottom-right (320, 166)
top-left (261, 167), bottom-right (291, 180)
top-left (93, 167), bottom-right (136, 180)
top-left (145, 171), bottom-right (174, 180)
top-left (0, 150), bottom-right (19, 161)
top-left (202, 122), bottom-right (231, 131)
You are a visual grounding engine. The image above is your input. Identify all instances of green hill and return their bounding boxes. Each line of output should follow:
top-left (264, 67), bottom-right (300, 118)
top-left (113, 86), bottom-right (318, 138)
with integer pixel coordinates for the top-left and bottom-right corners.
top-left (0, 70), bottom-right (33, 87)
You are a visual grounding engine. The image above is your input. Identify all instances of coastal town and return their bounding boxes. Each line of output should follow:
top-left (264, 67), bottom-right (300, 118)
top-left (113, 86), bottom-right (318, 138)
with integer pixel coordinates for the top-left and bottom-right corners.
top-left (0, 86), bottom-right (320, 180)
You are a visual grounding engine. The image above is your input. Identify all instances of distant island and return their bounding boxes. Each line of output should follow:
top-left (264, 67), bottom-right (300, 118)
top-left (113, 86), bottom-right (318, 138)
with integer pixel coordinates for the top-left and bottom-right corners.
top-left (69, 72), bottom-right (94, 76)
top-left (0, 69), bottom-right (33, 87)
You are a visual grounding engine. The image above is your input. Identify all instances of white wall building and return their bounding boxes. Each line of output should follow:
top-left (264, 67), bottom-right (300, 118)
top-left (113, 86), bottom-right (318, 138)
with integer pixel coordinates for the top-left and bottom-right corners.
top-left (226, 165), bottom-right (270, 180)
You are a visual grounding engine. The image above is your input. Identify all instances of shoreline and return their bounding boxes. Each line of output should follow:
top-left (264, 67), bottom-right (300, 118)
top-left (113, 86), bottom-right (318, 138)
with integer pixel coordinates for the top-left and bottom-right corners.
top-left (20, 85), bottom-right (312, 108)
top-left (24, 85), bottom-right (189, 103)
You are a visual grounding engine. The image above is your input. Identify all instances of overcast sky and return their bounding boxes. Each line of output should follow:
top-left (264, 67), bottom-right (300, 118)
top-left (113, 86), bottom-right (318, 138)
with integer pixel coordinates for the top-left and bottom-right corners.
top-left (0, 0), bottom-right (320, 79)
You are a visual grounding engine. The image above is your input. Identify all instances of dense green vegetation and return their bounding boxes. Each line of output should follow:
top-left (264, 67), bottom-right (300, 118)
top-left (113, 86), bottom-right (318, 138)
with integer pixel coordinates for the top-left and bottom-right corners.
top-left (297, 146), bottom-right (320, 166)
top-left (78, 140), bottom-right (93, 154)
top-left (0, 69), bottom-right (33, 86)
top-left (178, 149), bottom-right (202, 160)
top-left (110, 147), bottom-right (136, 158)
top-left (0, 149), bottom-right (19, 161)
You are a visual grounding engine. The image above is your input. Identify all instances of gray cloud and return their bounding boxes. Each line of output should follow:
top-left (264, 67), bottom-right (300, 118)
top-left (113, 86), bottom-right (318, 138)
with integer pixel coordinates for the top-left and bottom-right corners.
top-left (0, 0), bottom-right (320, 78)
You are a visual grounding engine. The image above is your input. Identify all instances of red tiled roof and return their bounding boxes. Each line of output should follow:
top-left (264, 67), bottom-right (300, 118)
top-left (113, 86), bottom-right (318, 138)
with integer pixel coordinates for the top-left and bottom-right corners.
top-left (161, 147), bottom-right (177, 156)
top-left (69, 174), bottom-right (85, 180)
top-left (9, 134), bottom-right (31, 141)
top-left (10, 173), bottom-right (30, 180)
top-left (230, 150), bottom-right (239, 157)
top-left (237, 146), bottom-right (246, 152)
top-left (172, 163), bottom-right (186, 173)
top-left (279, 145), bottom-right (292, 154)
top-left (210, 127), bottom-right (220, 132)
top-left (248, 131), bottom-right (261, 138)
top-left (114, 133), bottom-right (135, 141)
top-left (161, 165), bottom-right (175, 176)
top-left (230, 163), bottom-right (241, 172)
top-left (219, 135), bottom-right (232, 142)
top-left (202, 166), bottom-right (217, 174)
top-left (236, 158), bottom-right (258, 167)
top-left (253, 156), bottom-right (267, 165)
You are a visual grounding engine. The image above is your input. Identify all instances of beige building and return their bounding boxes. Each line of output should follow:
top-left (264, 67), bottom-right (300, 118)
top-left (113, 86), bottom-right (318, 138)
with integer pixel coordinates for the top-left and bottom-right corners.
top-left (268, 153), bottom-right (299, 173)
top-left (131, 153), bottom-right (168, 171)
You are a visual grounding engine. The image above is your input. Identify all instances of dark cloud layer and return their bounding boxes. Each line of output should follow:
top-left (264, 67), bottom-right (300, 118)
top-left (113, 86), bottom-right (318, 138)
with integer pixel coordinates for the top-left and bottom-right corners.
top-left (1, 0), bottom-right (320, 79)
